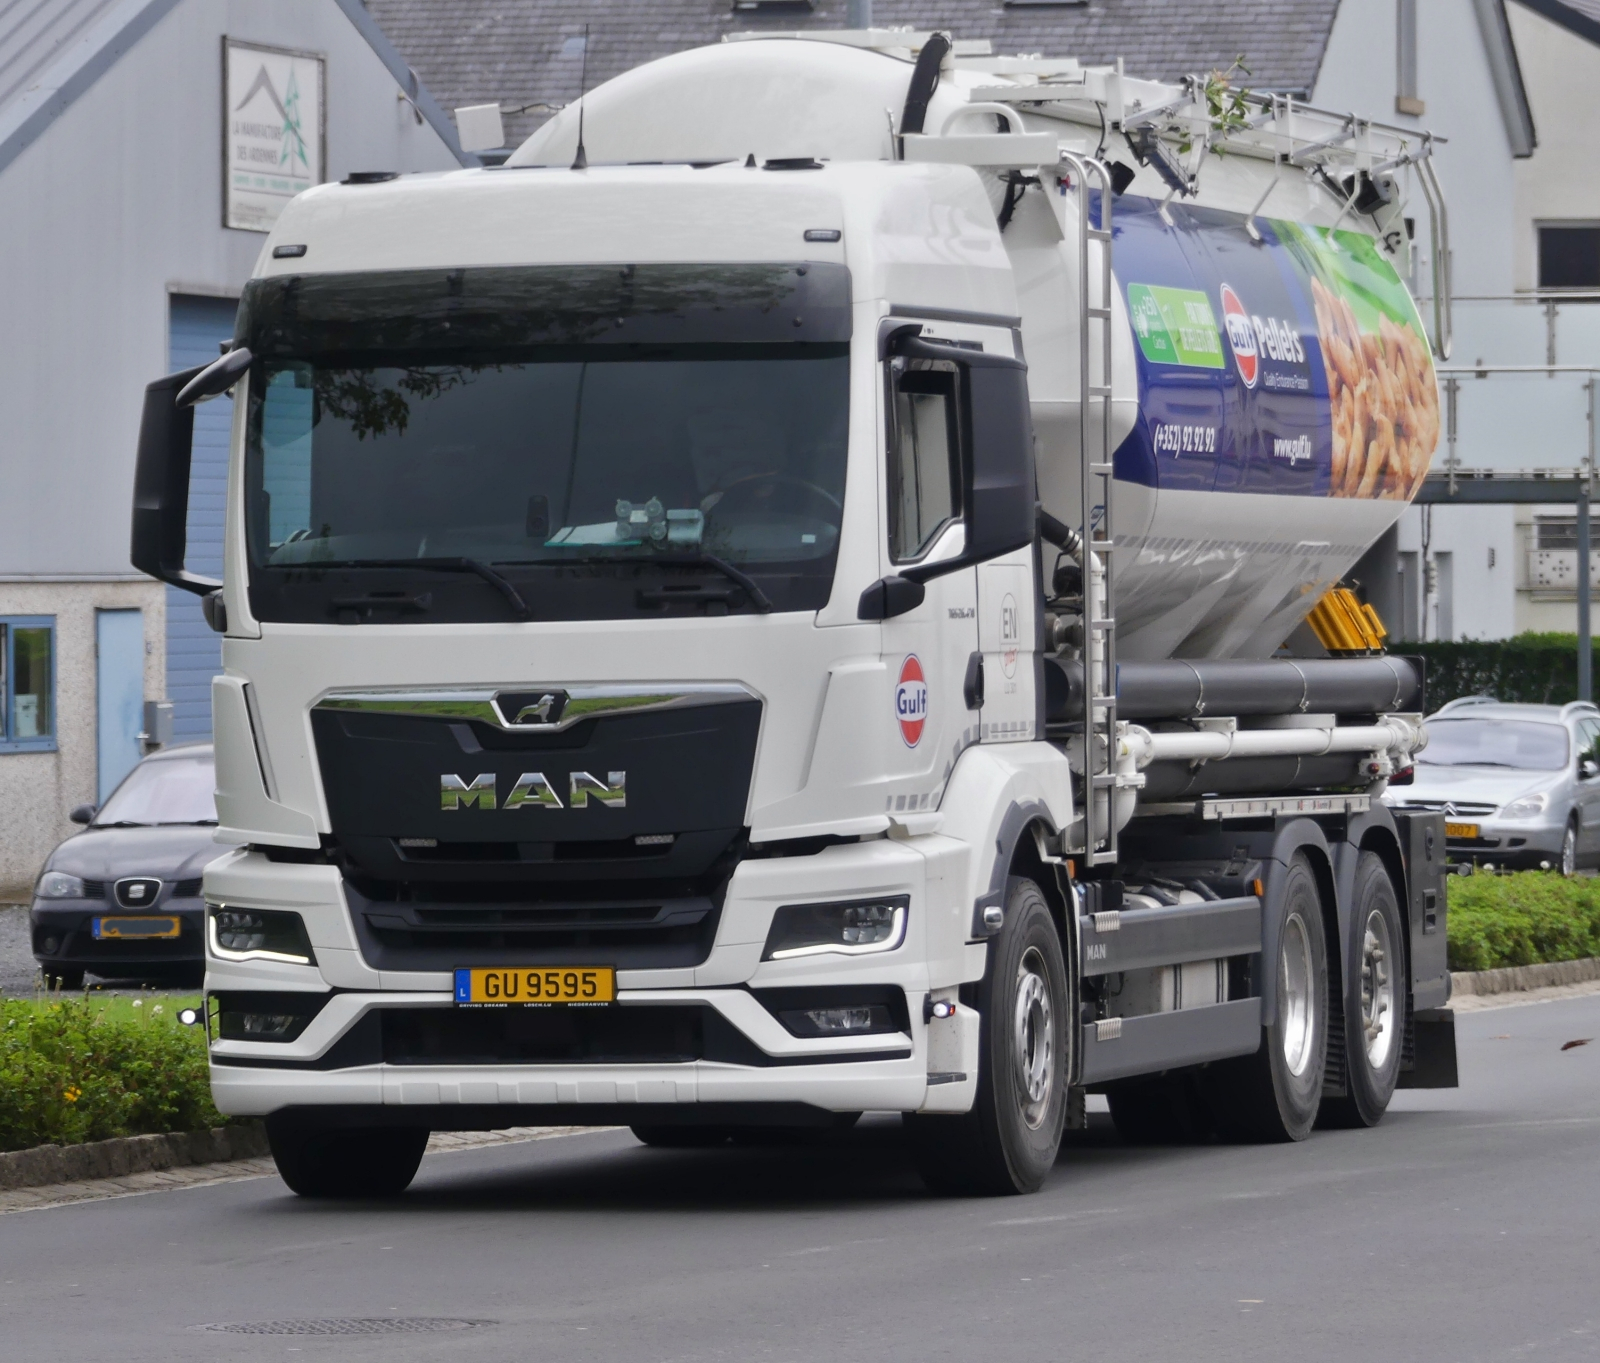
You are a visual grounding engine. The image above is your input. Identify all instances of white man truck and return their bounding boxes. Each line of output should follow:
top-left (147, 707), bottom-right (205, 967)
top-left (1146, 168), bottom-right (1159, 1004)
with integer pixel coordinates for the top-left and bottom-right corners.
top-left (133, 31), bottom-right (1457, 1197)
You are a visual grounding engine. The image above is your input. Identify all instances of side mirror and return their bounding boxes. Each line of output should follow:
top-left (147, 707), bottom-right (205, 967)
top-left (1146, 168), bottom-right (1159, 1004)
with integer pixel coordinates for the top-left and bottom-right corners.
top-left (69, 804), bottom-right (96, 825)
top-left (881, 327), bottom-right (1035, 586)
top-left (130, 367), bottom-right (225, 596)
top-left (858, 575), bottom-right (926, 621)
top-left (1582, 759), bottom-right (1599, 781)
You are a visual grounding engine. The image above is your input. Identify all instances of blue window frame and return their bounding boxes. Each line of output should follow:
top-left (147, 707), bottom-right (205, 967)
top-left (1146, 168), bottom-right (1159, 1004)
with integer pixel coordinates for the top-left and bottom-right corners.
top-left (0, 616), bottom-right (57, 752)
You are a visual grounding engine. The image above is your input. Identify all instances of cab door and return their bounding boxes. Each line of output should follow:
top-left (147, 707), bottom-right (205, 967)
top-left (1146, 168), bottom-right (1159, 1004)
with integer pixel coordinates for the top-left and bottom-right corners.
top-left (877, 353), bottom-right (978, 817)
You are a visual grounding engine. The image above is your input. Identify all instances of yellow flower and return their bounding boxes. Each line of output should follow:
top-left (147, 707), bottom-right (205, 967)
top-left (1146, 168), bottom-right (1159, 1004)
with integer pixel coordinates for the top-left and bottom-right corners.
top-left (63, 1085), bottom-right (82, 1103)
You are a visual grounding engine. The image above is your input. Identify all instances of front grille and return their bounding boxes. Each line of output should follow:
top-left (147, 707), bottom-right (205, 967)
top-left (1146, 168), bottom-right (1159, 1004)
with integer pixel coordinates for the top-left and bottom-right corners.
top-left (82, 880), bottom-right (107, 899)
top-left (345, 879), bottom-right (721, 970)
top-left (382, 1004), bottom-right (704, 1064)
top-left (1391, 800), bottom-right (1499, 816)
top-left (173, 878), bottom-right (204, 898)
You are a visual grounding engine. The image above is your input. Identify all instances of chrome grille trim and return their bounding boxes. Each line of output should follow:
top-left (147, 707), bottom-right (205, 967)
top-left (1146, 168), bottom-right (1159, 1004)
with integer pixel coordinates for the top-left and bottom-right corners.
top-left (313, 682), bottom-right (758, 733)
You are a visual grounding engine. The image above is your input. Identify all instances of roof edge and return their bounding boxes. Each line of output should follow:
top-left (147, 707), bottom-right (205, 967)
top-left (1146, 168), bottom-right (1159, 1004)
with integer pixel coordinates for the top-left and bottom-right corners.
top-left (1474, 0), bottom-right (1538, 157)
top-left (0, 0), bottom-right (184, 180)
top-left (1510, 0), bottom-right (1600, 45)
top-left (329, 0), bottom-right (479, 167)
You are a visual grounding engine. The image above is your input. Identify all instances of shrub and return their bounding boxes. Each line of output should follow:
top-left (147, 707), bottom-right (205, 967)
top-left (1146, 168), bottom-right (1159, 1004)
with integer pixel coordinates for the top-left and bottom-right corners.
top-left (1394, 633), bottom-right (1599, 710)
top-left (0, 996), bottom-right (224, 1154)
top-left (1446, 869), bottom-right (1600, 973)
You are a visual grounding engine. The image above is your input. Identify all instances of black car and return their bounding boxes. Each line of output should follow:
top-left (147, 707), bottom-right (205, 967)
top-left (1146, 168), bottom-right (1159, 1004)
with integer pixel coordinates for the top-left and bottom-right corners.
top-left (31, 743), bottom-right (220, 989)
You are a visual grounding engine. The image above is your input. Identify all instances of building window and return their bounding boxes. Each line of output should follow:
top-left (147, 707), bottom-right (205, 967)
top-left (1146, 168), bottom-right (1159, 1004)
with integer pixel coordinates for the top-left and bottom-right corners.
top-left (1538, 225), bottom-right (1600, 290)
top-left (1396, 0), bottom-right (1424, 116)
top-left (0, 617), bottom-right (55, 752)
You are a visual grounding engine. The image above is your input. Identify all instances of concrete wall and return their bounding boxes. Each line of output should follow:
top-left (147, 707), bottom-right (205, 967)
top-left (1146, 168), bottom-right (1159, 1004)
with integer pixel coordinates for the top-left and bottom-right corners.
top-left (0, 581), bottom-right (165, 900)
top-left (0, 0), bottom-right (458, 901)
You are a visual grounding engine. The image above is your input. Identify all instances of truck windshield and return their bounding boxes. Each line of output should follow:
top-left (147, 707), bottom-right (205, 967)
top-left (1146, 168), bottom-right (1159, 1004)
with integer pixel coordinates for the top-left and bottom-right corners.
top-left (239, 264), bottom-right (851, 622)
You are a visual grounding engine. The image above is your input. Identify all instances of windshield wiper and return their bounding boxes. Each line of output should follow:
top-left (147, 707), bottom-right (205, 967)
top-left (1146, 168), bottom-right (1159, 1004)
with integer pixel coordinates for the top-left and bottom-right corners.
top-left (309, 558), bottom-right (533, 620)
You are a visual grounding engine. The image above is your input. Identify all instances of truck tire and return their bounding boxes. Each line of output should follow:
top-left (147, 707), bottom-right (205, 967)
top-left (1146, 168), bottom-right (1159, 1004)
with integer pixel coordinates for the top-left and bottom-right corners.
top-left (1319, 851), bottom-right (1407, 1128)
top-left (1202, 852), bottom-right (1329, 1143)
top-left (1106, 1073), bottom-right (1214, 1144)
top-left (907, 877), bottom-right (1069, 1196)
top-left (266, 1120), bottom-right (429, 1198)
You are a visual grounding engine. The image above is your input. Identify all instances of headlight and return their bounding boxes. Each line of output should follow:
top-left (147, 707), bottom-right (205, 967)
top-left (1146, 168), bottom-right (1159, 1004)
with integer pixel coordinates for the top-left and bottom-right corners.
top-left (1501, 793), bottom-right (1549, 820)
top-left (35, 871), bottom-right (85, 899)
top-left (762, 896), bottom-right (909, 961)
top-left (207, 906), bottom-right (316, 965)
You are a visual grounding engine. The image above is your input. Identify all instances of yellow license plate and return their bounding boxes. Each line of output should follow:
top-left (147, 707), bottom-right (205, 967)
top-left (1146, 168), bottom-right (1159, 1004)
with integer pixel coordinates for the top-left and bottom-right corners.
top-left (453, 967), bottom-right (614, 1005)
top-left (93, 916), bottom-right (181, 939)
top-left (1445, 822), bottom-right (1480, 840)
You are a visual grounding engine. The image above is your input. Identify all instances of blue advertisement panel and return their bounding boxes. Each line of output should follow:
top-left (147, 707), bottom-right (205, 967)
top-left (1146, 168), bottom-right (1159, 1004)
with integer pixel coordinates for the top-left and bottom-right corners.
top-left (1105, 195), bottom-right (1439, 503)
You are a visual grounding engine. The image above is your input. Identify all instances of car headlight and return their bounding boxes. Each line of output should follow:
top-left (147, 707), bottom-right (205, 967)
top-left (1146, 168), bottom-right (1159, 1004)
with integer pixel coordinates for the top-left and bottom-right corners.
top-left (762, 896), bottom-right (909, 961)
top-left (35, 871), bottom-right (85, 899)
top-left (207, 906), bottom-right (316, 965)
top-left (1501, 793), bottom-right (1549, 820)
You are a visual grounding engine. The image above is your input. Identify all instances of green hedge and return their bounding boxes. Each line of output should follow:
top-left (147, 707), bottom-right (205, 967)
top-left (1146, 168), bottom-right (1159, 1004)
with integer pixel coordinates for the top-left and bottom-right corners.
top-left (1446, 869), bottom-right (1600, 973)
top-left (0, 996), bottom-right (224, 1154)
top-left (1394, 634), bottom-right (1600, 710)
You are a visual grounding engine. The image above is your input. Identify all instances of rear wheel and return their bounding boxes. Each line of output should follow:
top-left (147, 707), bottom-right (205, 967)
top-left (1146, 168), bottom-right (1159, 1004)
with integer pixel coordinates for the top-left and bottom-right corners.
top-left (1203, 852), bottom-right (1329, 1143)
top-left (1319, 852), bottom-right (1406, 1128)
top-left (266, 1120), bottom-right (428, 1198)
top-left (907, 877), bottom-right (1069, 1196)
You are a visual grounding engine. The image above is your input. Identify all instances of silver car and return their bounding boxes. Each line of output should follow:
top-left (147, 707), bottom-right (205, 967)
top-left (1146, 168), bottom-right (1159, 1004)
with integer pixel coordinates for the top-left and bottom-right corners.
top-left (1384, 698), bottom-right (1600, 875)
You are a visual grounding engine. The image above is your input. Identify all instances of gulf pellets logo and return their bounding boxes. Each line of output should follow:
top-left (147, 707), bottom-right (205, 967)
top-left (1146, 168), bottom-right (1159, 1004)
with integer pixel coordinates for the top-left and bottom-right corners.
top-left (895, 655), bottom-right (927, 748)
top-left (1219, 284), bottom-right (1259, 389)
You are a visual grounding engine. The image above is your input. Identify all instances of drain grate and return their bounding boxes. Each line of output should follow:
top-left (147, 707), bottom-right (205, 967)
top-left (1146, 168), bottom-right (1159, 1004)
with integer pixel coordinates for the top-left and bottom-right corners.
top-left (199, 1318), bottom-right (492, 1336)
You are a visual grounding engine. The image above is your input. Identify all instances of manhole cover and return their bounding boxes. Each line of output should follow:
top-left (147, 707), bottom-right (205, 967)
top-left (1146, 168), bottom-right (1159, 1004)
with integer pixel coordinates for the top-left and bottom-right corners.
top-left (199, 1318), bottom-right (492, 1336)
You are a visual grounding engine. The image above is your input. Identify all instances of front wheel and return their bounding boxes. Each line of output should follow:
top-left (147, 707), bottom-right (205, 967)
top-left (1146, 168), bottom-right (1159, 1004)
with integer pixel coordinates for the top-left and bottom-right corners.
top-left (1320, 852), bottom-right (1407, 1128)
top-left (266, 1120), bottom-right (428, 1198)
top-left (1562, 817), bottom-right (1579, 877)
top-left (907, 877), bottom-right (1069, 1196)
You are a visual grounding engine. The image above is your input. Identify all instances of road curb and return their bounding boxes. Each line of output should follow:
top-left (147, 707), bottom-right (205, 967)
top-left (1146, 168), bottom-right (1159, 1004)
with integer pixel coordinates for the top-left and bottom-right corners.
top-left (0, 1123), bottom-right (268, 1192)
top-left (1450, 956), bottom-right (1600, 998)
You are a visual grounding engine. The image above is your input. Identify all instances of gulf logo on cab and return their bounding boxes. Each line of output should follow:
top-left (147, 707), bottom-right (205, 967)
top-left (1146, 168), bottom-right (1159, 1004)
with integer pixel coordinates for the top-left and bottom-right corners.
top-left (896, 655), bottom-right (927, 747)
top-left (1219, 284), bottom-right (1259, 389)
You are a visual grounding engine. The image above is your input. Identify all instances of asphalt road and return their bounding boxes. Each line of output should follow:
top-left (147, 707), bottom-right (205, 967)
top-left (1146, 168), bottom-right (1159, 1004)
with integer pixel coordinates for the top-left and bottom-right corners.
top-left (4, 995), bottom-right (1598, 1363)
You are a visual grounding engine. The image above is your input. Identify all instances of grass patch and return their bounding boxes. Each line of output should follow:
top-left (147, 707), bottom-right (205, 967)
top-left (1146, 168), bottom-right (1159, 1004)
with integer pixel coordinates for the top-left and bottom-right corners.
top-left (1, 993), bottom-right (224, 1154)
top-left (1447, 869), bottom-right (1600, 973)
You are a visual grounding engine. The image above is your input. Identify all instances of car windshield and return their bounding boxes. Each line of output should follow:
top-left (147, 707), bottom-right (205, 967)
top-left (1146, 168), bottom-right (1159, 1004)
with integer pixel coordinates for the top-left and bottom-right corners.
top-left (1419, 718), bottom-right (1570, 771)
top-left (240, 264), bottom-right (851, 622)
top-left (95, 754), bottom-right (216, 825)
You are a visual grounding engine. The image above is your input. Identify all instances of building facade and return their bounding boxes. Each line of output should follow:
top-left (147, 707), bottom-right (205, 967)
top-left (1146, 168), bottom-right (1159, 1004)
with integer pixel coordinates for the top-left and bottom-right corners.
top-left (0, 0), bottom-right (466, 898)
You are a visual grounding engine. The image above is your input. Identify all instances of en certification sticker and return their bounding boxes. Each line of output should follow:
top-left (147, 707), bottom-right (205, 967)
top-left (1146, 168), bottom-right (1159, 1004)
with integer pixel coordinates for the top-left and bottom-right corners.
top-left (896, 655), bottom-right (927, 747)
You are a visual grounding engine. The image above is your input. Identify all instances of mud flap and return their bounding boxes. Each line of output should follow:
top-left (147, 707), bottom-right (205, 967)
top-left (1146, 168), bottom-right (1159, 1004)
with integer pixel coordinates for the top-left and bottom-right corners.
top-left (1397, 1006), bottom-right (1458, 1088)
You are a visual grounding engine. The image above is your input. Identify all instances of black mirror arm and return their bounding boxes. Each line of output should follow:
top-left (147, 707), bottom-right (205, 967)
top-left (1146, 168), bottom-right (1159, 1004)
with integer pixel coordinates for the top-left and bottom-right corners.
top-left (882, 327), bottom-right (1027, 371)
top-left (176, 347), bottom-right (252, 408)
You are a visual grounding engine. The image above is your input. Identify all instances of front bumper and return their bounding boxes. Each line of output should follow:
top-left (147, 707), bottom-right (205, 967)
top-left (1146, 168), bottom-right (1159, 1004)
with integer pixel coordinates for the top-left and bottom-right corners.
top-left (31, 902), bottom-right (205, 972)
top-left (1441, 819), bottom-right (1565, 863)
top-left (202, 837), bottom-right (985, 1123)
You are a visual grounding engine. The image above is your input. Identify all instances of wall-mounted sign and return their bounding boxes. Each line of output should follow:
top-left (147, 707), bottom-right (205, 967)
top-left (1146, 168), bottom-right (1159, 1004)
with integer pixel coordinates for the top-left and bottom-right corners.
top-left (224, 38), bottom-right (325, 233)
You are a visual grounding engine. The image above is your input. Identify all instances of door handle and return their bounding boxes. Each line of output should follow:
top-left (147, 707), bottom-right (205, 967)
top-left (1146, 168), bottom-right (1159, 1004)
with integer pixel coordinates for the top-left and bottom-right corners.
top-left (963, 652), bottom-right (984, 710)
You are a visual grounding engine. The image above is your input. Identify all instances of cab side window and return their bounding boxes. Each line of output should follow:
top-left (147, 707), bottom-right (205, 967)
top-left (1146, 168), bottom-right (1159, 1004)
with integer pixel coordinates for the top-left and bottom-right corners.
top-left (887, 360), bottom-right (962, 563)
